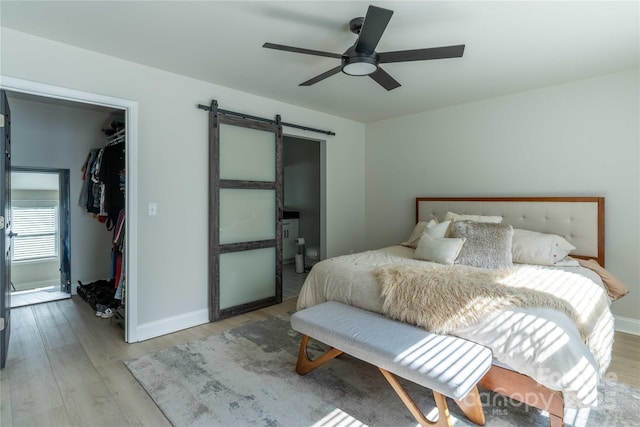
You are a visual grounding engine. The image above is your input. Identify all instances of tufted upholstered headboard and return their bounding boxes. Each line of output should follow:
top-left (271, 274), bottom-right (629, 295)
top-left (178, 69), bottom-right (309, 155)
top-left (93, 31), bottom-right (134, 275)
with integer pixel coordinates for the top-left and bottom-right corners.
top-left (416, 197), bottom-right (605, 266)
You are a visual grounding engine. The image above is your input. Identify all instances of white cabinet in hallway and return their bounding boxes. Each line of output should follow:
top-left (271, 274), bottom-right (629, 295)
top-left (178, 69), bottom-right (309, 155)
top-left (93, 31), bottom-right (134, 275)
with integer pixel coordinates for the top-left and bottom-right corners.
top-left (282, 218), bottom-right (299, 262)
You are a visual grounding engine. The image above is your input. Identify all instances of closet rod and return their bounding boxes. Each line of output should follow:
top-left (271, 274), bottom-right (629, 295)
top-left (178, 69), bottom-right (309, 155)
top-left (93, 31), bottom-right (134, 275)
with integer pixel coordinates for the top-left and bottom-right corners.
top-left (197, 101), bottom-right (336, 136)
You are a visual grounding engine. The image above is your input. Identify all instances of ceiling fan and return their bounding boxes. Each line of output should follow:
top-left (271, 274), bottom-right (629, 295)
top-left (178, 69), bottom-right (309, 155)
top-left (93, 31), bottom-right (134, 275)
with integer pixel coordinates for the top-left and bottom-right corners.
top-left (263, 5), bottom-right (465, 91)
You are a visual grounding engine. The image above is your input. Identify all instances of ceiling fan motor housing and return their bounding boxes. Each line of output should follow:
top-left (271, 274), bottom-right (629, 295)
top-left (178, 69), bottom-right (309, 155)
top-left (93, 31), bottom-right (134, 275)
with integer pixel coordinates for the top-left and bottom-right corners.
top-left (349, 17), bottom-right (365, 34)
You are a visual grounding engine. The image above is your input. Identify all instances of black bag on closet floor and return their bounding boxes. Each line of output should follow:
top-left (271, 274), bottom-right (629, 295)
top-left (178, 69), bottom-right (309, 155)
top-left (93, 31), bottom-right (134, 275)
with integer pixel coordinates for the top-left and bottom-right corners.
top-left (77, 279), bottom-right (117, 309)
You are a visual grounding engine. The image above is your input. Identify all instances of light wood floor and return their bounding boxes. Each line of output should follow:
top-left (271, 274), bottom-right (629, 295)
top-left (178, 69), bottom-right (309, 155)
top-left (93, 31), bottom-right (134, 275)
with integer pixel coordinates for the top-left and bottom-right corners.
top-left (11, 290), bottom-right (70, 308)
top-left (283, 262), bottom-right (308, 299)
top-left (1, 296), bottom-right (638, 427)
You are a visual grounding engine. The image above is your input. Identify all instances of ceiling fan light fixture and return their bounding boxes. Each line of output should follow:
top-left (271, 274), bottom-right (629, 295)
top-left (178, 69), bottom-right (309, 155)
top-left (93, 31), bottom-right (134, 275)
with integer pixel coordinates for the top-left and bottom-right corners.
top-left (342, 56), bottom-right (378, 76)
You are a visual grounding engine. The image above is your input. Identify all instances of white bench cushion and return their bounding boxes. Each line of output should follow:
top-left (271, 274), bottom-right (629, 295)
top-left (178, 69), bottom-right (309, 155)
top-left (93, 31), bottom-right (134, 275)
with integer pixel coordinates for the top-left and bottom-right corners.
top-left (291, 301), bottom-right (492, 400)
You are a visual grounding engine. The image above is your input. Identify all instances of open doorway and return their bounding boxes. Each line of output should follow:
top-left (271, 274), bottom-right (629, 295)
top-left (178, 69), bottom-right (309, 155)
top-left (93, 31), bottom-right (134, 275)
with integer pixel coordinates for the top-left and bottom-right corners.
top-left (1, 77), bottom-right (138, 343)
top-left (282, 135), bottom-right (325, 299)
top-left (10, 168), bottom-right (71, 307)
top-left (5, 91), bottom-right (128, 337)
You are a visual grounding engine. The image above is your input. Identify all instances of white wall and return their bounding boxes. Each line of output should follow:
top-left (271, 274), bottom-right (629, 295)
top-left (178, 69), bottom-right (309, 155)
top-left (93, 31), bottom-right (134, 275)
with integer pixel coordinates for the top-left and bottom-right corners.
top-left (365, 69), bottom-right (640, 328)
top-left (1, 28), bottom-right (366, 338)
top-left (9, 99), bottom-right (115, 292)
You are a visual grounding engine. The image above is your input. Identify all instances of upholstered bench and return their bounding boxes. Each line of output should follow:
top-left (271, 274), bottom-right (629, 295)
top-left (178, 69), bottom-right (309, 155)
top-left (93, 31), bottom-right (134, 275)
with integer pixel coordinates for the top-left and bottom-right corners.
top-left (291, 301), bottom-right (493, 427)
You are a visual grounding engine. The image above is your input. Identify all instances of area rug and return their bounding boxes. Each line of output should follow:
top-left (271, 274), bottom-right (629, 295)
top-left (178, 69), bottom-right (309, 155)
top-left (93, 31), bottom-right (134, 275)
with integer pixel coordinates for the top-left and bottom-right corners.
top-left (125, 312), bottom-right (640, 427)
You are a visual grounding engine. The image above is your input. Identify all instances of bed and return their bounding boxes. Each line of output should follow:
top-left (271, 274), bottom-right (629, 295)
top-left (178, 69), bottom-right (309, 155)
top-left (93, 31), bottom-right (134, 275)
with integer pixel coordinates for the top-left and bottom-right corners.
top-left (297, 196), bottom-right (618, 427)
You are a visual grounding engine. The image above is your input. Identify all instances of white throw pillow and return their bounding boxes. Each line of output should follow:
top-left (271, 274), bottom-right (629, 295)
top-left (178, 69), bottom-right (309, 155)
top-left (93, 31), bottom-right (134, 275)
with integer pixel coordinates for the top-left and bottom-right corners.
top-left (444, 211), bottom-right (503, 224)
top-left (512, 229), bottom-right (576, 266)
top-left (414, 235), bottom-right (466, 265)
top-left (401, 219), bottom-right (437, 248)
top-left (424, 220), bottom-right (453, 238)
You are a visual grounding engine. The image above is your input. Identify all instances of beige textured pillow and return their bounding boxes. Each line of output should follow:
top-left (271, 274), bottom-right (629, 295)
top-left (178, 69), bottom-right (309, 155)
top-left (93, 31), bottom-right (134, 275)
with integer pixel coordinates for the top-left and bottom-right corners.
top-left (512, 229), bottom-right (576, 265)
top-left (444, 211), bottom-right (503, 224)
top-left (577, 258), bottom-right (630, 301)
top-left (451, 221), bottom-right (513, 269)
top-left (414, 235), bottom-right (465, 265)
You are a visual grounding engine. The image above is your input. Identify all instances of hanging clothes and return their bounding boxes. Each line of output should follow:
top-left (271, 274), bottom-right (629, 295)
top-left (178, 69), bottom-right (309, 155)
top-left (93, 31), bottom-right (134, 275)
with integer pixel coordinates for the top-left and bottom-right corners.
top-left (79, 128), bottom-right (125, 226)
top-left (79, 148), bottom-right (100, 213)
top-left (99, 142), bottom-right (125, 230)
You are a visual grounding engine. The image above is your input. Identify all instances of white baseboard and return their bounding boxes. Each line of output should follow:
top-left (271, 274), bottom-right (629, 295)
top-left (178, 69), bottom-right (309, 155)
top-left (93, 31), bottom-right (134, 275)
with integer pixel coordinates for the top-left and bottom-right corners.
top-left (614, 315), bottom-right (640, 336)
top-left (135, 308), bottom-right (209, 342)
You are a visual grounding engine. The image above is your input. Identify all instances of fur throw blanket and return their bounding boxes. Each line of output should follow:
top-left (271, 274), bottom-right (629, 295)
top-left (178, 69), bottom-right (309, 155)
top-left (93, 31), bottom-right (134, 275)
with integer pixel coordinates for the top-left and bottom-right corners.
top-left (375, 264), bottom-right (614, 374)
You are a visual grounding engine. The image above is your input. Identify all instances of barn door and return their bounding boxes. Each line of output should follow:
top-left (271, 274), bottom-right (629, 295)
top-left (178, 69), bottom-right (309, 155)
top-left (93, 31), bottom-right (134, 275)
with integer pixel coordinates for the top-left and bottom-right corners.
top-left (209, 111), bottom-right (283, 321)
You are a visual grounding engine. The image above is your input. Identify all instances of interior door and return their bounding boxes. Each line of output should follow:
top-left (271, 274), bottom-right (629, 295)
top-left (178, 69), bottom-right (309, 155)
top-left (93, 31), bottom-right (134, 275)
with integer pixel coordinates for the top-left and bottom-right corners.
top-left (0, 90), bottom-right (12, 369)
top-left (209, 112), bottom-right (283, 321)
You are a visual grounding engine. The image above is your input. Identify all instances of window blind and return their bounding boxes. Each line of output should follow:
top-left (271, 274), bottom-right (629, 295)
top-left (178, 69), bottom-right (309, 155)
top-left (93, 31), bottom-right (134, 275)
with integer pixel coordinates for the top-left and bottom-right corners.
top-left (11, 204), bottom-right (59, 262)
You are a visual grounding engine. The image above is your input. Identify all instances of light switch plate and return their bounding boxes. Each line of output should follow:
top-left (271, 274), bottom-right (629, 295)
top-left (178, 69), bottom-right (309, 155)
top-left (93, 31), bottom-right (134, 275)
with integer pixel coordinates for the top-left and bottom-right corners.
top-left (148, 202), bottom-right (157, 216)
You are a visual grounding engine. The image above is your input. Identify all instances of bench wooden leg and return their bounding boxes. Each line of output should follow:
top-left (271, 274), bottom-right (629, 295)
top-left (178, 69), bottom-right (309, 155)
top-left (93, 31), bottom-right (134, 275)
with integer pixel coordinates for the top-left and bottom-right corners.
top-left (295, 335), bottom-right (344, 375)
top-left (379, 367), bottom-right (453, 427)
top-left (454, 386), bottom-right (486, 426)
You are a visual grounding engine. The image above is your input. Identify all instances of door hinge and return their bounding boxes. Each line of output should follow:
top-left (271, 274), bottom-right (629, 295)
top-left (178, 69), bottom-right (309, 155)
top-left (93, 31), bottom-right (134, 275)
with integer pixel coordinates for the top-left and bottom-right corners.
top-left (0, 216), bottom-right (4, 230)
top-left (0, 114), bottom-right (4, 128)
top-left (0, 317), bottom-right (4, 331)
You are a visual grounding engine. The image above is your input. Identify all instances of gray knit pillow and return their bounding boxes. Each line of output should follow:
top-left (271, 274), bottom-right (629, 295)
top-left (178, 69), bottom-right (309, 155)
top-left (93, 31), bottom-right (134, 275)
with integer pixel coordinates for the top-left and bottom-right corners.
top-left (450, 221), bottom-right (514, 269)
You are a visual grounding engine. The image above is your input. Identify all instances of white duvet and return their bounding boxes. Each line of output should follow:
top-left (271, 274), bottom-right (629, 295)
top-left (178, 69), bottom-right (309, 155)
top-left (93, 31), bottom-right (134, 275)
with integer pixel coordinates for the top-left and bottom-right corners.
top-left (296, 245), bottom-right (613, 408)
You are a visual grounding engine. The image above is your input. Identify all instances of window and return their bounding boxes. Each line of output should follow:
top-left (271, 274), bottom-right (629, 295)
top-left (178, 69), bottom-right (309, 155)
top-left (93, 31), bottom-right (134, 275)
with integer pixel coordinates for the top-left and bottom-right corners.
top-left (11, 201), bottom-right (59, 262)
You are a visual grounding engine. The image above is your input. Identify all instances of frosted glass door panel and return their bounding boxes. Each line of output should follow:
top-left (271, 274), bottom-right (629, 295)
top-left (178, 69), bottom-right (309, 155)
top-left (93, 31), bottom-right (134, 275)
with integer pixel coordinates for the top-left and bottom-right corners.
top-left (219, 189), bottom-right (275, 244)
top-left (219, 248), bottom-right (276, 309)
top-left (219, 124), bottom-right (275, 182)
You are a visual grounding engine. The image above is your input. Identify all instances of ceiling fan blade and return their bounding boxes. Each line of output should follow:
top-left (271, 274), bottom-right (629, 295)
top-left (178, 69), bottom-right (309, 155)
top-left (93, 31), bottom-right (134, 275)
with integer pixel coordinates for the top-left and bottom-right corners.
top-left (369, 67), bottom-right (401, 91)
top-left (263, 42), bottom-right (342, 59)
top-left (354, 5), bottom-right (393, 54)
top-left (378, 44), bottom-right (465, 63)
top-left (299, 66), bottom-right (343, 86)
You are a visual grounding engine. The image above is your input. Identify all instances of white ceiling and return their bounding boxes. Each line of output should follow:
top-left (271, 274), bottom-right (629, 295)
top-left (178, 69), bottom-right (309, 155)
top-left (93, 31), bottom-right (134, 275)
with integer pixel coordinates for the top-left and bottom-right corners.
top-left (1, 1), bottom-right (638, 123)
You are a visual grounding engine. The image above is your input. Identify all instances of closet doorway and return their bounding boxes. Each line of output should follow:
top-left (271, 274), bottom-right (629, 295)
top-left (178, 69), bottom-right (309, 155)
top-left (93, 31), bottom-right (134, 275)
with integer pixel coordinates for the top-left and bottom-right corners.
top-left (10, 167), bottom-right (71, 308)
top-left (0, 79), bottom-right (137, 343)
top-left (6, 92), bottom-right (124, 311)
